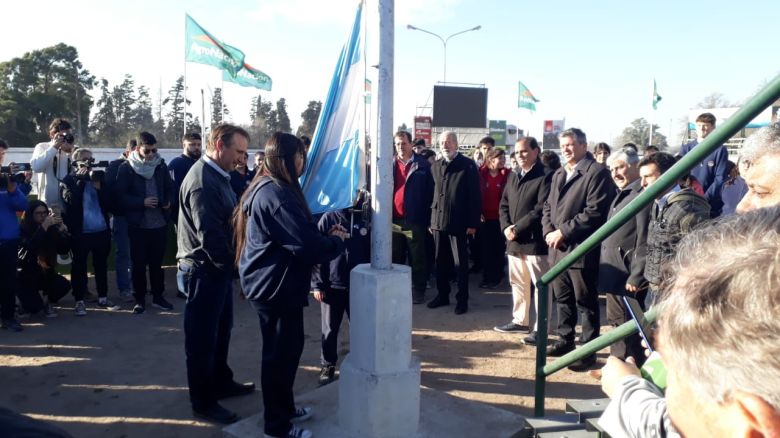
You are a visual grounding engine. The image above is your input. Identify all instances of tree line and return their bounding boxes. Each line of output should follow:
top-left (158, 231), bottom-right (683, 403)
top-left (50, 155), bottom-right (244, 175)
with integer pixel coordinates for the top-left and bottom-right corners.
top-left (0, 43), bottom-right (322, 148)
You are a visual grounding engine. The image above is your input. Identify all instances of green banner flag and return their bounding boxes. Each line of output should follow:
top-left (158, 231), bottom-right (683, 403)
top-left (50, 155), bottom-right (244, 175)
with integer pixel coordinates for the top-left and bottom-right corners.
top-left (518, 80), bottom-right (540, 111)
top-left (223, 62), bottom-right (272, 91)
top-left (185, 14), bottom-right (245, 77)
top-left (652, 79), bottom-right (662, 110)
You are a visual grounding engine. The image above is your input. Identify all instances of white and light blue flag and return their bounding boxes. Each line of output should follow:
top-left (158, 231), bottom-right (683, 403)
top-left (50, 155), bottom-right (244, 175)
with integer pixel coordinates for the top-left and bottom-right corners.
top-left (300, 2), bottom-right (366, 214)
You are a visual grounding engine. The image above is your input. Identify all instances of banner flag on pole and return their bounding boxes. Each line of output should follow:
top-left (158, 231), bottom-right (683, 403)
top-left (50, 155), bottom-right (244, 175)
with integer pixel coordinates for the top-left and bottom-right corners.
top-left (518, 80), bottom-right (540, 112)
top-left (300, 2), bottom-right (365, 215)
top-left (223, 62), bottom-right (272, 90)
top-left (185, 14), bottom-right (245, 77)
top-left (652, 79), bottom-right (662, 110)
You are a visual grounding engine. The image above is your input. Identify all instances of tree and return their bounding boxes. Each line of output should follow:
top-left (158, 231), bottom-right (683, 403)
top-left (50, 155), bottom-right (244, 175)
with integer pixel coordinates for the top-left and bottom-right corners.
top-left (275, 98), bottom-right (291, 133)
top-left (247, 95), bottom-right (274, 147)
top-left (211, 88), bottom-right (231, 126)
top-left (89, 78), bottom-right (119, 146)
top-left (296, 100), bottom-right (322, 138)
top-left (614, 118), bottom-right (668, 150)
top-left (697, 92), bottom-right (732, 109)
top-left (129, 85), bottom-right (155, 133)
top-left (397, 122), bottom-right (408, 132)
top-left (112, 74), bottom-right (135, 134)
top-left (162, 76), bottom-right (192, 146)
top-left (0, 43), bottom-right (95, 146)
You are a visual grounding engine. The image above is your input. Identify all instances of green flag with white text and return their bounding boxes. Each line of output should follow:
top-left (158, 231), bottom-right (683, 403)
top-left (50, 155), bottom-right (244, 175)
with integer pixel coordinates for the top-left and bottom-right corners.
top-left (653, 79), bottom-right (662, 110)
top-left (223, 62), bottom-right (272, 91)
top-left (518, 80), bottom-right (540, 112)
top-left (185, 14), bottom-right (245, 77)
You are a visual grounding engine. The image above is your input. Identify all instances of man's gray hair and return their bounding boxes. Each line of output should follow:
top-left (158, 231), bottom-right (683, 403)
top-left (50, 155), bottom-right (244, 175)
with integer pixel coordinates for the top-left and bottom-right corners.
top-left (606, 147), bottom-right (639, 167)
top-left (558, 128), bottom-right (587, 146)
top-left (440, 130), bottom-right (458, 145)
top-left (72, 148), bottom-right (91, 161)
top-left (658, 206), bottom-right (780, 411)
top-left (739, 122), bottom-right (780, 163)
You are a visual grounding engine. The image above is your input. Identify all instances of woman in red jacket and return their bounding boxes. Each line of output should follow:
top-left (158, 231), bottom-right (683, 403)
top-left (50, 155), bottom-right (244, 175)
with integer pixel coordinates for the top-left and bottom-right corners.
top-left (478, 148), bottom-right (509, 288)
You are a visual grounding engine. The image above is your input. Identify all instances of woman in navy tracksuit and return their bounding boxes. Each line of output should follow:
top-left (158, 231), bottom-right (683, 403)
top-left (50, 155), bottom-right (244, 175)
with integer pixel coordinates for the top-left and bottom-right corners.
top-left (234, 132), bottom-right (347, 438)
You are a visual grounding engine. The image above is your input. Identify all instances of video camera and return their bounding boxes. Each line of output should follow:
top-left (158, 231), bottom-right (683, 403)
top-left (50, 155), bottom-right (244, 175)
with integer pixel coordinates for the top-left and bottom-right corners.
top-left (71, 158), bottom-right (109, 182)
top-left (0, 163), bottom-right (30, 189)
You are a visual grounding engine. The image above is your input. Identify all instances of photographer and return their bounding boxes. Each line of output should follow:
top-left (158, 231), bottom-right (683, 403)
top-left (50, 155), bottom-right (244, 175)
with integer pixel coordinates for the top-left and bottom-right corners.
top-left (17, 200), bottom-right (71, 317)
top-left (0, 139), bottom-right (33, 196)
top-left (0, 143), bottom-right (28, 331)
top-left (30, 118), bottom-right (76, 210)
top-left (61, 149), bottom-right (115, 316)
top-left (117, 132), bottom-right (175, 314)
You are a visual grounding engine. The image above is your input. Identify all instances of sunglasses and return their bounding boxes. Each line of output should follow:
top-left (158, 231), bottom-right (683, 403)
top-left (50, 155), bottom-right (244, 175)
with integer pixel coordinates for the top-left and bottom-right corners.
top-left (141, 148), bottom-right (157, 155)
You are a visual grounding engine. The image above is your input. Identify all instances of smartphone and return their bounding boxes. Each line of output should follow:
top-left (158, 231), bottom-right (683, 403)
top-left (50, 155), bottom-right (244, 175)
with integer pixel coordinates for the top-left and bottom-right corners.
top-left (622, 295), bottom-right (654, 354)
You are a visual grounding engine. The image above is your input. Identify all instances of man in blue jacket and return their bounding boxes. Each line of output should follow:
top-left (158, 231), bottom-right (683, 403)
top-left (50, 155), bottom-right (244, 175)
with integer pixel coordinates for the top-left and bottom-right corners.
top-left (0, 139), bottom-right (28, 332)
top-left (392, 131), bottom-right (434, 304)
top-left (678, 112), bottom-right (729, 217)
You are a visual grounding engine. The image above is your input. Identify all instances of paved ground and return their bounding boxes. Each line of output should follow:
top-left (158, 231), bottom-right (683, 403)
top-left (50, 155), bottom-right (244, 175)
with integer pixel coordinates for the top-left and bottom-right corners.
top-left (0, 267), bottom-right (608, 437)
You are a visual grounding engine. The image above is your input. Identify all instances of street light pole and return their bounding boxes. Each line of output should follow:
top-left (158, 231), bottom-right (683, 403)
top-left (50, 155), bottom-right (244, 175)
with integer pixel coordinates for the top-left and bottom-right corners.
top-left (407, 24), bottom-right (481, 83)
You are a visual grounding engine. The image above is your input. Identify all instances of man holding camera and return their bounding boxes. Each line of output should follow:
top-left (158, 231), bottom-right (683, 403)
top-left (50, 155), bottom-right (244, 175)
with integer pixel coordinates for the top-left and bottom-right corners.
top-left (0, 138), bottom-right (29, 331)
top-left (60, 149), bottom-right (115, 316)
top-left (31, 118), bottom-right (76, 210)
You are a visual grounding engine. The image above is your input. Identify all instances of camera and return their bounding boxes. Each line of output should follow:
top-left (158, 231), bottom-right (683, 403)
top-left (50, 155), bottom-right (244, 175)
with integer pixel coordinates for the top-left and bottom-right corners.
top-left (71, 159), bottom-right (108, 182)
top-left (58, 132), bottom-right (75, 144)
top-left (0, 165), bottom-right (28, 189)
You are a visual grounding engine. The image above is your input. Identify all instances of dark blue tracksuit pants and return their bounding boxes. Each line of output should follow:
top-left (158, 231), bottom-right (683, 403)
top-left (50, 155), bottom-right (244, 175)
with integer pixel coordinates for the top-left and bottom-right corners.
top-left (182, 263), bottom-right (235, 409)
top-left (320, 287), bottom-right (350, 366)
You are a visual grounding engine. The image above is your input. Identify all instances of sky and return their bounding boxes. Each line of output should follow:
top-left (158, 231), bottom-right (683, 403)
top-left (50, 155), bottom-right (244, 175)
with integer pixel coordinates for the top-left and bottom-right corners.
top-left (3, 0), bottom-right (779, 147)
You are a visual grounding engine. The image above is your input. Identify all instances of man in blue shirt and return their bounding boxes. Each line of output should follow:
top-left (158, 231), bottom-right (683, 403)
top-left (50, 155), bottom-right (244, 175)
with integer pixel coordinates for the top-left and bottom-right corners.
top-left (678, 112), bottom-right (729, 217)
top-left (0, 138), bottom-right (29, 331)
top-left (168, 132), bottom-right (203, 223)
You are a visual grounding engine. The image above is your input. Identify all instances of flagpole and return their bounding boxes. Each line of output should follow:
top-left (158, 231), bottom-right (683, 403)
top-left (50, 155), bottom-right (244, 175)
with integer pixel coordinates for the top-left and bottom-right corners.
top-left (221, 76), bottom-right (225, 122)
top-left (200, 88), bottom-right (205, 138)
top-left (183, 14), bottom-right (188, 140)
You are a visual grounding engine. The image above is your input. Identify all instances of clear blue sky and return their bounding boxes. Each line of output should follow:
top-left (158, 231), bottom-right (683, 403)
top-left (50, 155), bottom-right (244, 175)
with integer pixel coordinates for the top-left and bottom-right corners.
top-left (3, 0), bottom-right (778, 146)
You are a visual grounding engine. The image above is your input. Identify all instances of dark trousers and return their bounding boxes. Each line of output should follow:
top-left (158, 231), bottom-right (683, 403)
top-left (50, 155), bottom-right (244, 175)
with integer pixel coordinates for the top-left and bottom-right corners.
top-left (320, 288), bottom-right (350, 366)
top-left (433, 230), bottom-right (470, 304)
top-left (129, 226), bottom-right (167, 303)
top-left (252, 303), bottom-right (305, 437)
top-left (182, 263), bottom-right (235, 408)
top-left (18, 268), bottom-right (71, 314)
top-left (0, 240), bottom-right (19, 320)
top-left (391, 220), bottom-right (429, 295)
top-left (551, 267), bottom-right (600, 344)
top-left (70, 230), bottom-right (111, 300)
top-left (479, 219), bottom-right (505, 284)
top-left (606, 290), bottom-right (648, 366)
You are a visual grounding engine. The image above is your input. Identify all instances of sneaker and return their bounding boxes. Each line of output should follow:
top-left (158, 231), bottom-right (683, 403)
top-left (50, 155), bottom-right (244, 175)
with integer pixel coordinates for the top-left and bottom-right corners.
top-left (1, 318), bottom-right (23, 332)
top-left (290, 406), bottom-right (313, 423)
top-left (264, 426), bottom-right (312, 438)
top-left (151, 296), bottom-right (174, 311)
top-left (83, 291), bottom-right (99, 304)
top-left (522, 331), bottom-right (538, 345)
top-left (74, 301), bottom-right (87, 316)
top-left (132, 304), bottom-right (145, 314)
top-left (493, 322), bottom-right (529, 333)
top-left (318, 365), bottom-right (336, 386)
top-left (97, 298), bottom-right (120, 311)
top-left (118, 290), bottom-right (135, 303)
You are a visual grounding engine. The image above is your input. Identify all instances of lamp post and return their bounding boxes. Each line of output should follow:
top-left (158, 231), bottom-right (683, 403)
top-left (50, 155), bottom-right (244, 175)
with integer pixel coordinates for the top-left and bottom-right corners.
top-left (406, 24), bottom-right (481, 84)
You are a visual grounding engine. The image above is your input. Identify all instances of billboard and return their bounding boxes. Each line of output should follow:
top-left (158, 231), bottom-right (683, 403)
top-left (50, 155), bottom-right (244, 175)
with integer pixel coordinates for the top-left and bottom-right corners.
top-left (489, 120), bottom-right (507, 146)
top-left (414, 116), bottom-right (433, 146)
top-left (432, 85), bottom-right (488, 128)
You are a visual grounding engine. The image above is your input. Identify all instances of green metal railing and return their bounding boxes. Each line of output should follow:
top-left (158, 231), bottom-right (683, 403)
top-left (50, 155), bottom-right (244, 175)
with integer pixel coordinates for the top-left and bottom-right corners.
top-left (533, 74), bottom-right (780, 417)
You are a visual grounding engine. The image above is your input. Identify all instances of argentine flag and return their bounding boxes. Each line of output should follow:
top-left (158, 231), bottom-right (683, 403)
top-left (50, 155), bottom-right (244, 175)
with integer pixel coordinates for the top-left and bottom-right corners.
top-left (300, 2), bottom-right (366, 214)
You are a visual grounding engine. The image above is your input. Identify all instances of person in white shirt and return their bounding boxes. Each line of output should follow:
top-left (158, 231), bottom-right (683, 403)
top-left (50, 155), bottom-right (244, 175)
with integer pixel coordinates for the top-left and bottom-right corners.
top-left (30, 118), bottom-right (76, 211)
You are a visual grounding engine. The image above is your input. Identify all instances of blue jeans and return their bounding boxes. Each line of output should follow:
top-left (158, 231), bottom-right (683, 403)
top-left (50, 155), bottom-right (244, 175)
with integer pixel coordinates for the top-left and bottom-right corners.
top-left (112, 216), bottom-right (131, 291)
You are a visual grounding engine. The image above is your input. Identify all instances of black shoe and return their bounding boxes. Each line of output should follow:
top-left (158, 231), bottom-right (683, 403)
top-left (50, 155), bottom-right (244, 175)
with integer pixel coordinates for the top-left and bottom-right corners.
top-left (454, 303), bottom-right (468, 315)
top-left (152, 296), bottom-right (174, 311)
top-left (493, 322), bottom-right (528, 333)
top-left (318, 365), bottom-right (336, 386)
top-left (215, 381), bottom-right (255, 399)
top-left (427, 296), bottom-right (450, 309)
top-left (546, 339), bottom-right (575, 357)
top-left (479, 281), bottom-right (500, 289)
top-left (567, 354), bottom-right (597, 372)
top-left (522, 331), bottom-right (538, 345)
top-left (192, 402), bottom-right (239, 424)
top-left (176, 290), bottom-right (188, 299)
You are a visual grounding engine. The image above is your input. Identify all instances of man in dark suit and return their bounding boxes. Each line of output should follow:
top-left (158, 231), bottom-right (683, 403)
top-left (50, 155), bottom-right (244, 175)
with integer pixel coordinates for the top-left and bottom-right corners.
top-left (598, 147), bottom-right (650, 365)
top-left (542, 128), bottom-right (616, 371)
top-left (495, 137), bottom-right (553, 346)
top-left (428, 131), bottom-right (481, 315)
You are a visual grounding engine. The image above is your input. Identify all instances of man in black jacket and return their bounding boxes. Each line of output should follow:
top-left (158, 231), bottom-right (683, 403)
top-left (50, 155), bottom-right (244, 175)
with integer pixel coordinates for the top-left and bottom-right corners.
top-left (542, 128), bottom-right (616, 371)
top-left (60, 148), bottom-right (116, 315)
top-left (391, 131), bottom-right (434, 304)
top-left (496, 137), bottom-right (552, 345)
top-left (428, 131), bottom-right (481, 315)
top-left (598, 147), bottom-right (650, 365)
top-left (177, 124), bottom-right (254, 424)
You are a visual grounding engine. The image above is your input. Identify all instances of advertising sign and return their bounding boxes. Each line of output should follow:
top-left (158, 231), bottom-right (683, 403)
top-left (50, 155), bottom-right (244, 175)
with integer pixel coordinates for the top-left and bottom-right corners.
top-left (414, 116), bottom-right (433, 146)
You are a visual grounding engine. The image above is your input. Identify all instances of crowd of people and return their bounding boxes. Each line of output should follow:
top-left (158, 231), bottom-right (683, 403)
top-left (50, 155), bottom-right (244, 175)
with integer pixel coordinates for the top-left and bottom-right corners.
top-left (1, 111), bottom-right (778, 437)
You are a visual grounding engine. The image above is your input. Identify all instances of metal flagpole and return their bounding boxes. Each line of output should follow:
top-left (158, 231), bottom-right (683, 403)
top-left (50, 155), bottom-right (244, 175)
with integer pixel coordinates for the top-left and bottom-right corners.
top-left (183, 14), bottom-right (187, 139)
top-left (200, 89), bottom-right (205, 138)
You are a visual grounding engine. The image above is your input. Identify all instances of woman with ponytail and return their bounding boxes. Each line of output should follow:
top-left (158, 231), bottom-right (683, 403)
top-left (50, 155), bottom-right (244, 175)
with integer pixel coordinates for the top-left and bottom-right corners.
top-left (234, 132), bottom-right (348, 438)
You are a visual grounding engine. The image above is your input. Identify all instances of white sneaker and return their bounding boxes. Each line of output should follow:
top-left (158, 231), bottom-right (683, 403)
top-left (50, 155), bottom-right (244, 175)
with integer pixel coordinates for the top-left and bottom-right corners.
top-left (263, 426), bottom-right (312, 438)
top-left (74, 301), bottom-right (87, 316)
top-left (97, 298), bottom-right (120, 311)
top-left (290, 406), bottom-right (312, 423)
